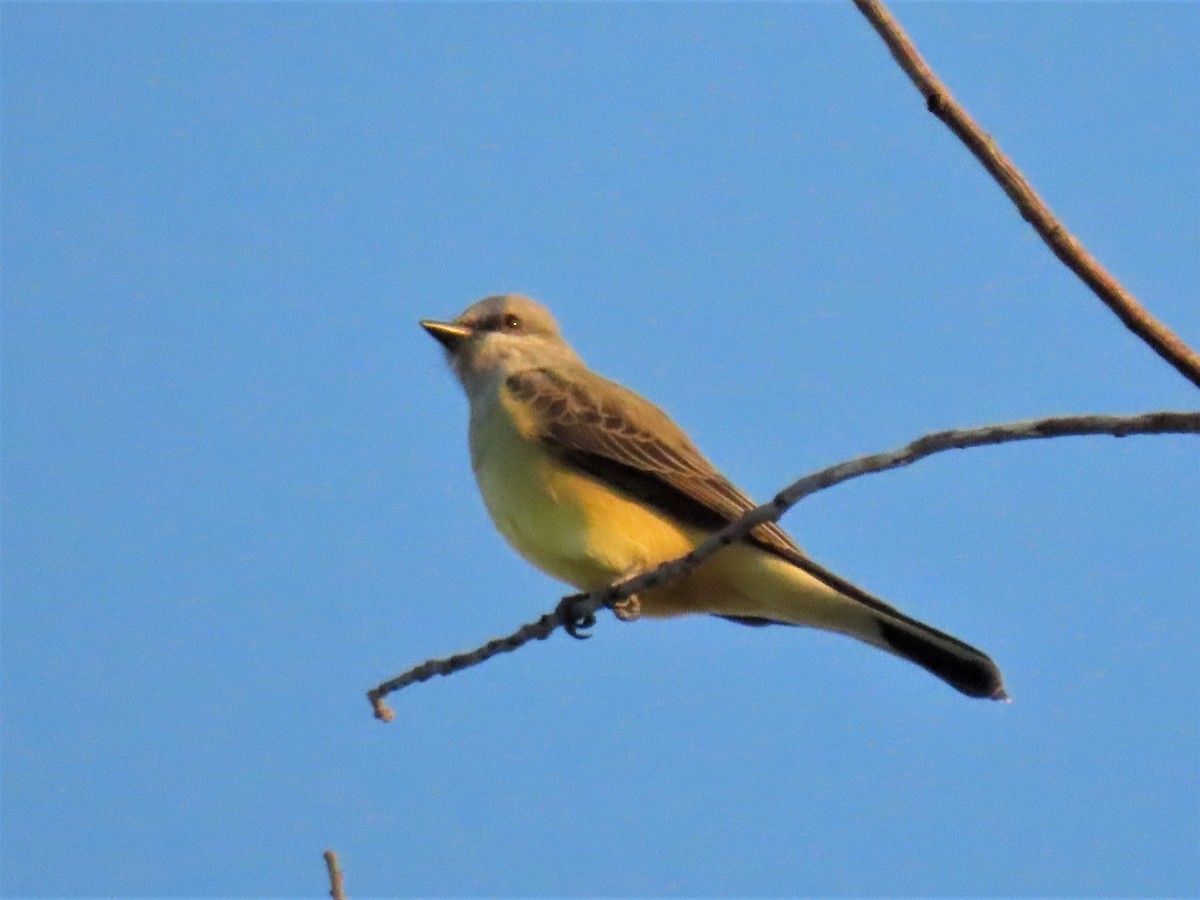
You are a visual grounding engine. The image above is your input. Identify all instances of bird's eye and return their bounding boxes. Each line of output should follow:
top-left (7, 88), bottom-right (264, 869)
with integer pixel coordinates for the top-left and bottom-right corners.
top-left (503, 313), bottom-right (522, 330)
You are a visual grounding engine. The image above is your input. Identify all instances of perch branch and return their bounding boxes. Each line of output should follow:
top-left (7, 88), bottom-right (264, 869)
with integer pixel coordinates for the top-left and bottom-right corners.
top-left (851, 0), bottom-right (1200, 390)
top-left (368, 411), bottom-right (1200, 720)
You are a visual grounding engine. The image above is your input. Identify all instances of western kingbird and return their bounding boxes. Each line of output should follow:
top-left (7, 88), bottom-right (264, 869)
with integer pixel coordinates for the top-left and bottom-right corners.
top-left (421, 294), bottom-right (1007, 701)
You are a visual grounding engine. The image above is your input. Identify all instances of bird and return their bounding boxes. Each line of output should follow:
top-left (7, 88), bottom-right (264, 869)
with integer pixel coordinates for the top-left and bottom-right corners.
top-left (420, 294), bottom-right (1007, 701)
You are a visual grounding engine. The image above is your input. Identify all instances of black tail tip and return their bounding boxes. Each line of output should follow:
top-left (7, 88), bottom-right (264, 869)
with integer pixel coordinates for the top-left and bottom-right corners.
top-left (877, 619), bottom-right (1008, 701)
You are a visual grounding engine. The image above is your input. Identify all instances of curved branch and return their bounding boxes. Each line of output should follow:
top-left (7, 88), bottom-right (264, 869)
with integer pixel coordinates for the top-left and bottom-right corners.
top-left (368, 411), bottom-right (1200, 720)
top-left (851, 0), bottom-right (1200, 390)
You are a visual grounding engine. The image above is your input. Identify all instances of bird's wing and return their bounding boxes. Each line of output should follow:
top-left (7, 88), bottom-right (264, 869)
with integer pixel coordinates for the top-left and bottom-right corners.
top-left (505, 365), bottom-right (804, 561)
top-left (506, 365), bottom-right (937, 622)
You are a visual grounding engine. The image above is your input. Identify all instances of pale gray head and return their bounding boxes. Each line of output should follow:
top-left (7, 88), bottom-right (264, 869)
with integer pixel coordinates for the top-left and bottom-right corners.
top-left (420, 294), bottom-right (583, 395)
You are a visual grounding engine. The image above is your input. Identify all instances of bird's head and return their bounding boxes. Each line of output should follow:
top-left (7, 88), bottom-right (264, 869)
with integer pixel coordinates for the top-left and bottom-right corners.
top-left (421, 294), bottom-right (580, 393)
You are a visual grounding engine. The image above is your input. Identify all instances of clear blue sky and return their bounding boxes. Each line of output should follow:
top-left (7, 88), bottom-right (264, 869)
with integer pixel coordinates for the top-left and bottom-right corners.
top-left (3, 3), bottom-right (1198, 896)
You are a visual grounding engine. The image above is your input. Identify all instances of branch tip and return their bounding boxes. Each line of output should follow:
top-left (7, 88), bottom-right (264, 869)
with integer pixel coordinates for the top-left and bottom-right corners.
top-left (368, 692), bottom-right (395, 723)
top-left (323, 849), bottom-right (347, 900)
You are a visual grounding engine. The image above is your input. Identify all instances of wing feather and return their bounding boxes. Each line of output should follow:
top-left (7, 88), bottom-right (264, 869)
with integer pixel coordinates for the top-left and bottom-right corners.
top-left (506, 367), bottom-right (804, 561)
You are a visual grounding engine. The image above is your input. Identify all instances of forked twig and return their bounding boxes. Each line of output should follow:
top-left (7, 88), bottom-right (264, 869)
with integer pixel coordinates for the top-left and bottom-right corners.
top-left (369, 411), bottom-right (1200, 720)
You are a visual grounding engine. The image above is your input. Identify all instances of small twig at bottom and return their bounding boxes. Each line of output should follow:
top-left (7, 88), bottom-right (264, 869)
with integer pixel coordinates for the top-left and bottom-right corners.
top-left (367, 410), bottom-right (1200, 721)
top-left (323, 849), bottom-right (347, 900)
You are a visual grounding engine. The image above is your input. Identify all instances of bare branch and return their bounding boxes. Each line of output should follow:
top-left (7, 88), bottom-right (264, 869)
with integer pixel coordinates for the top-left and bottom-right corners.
top-left (369, 411), bottom-right (1200, 720)
top-left (323, 850), bottom-right (347, 900)
top-left (851, 0), bottom-right (1200, 390)
top-left (369, 611), bottom-right (565, 721)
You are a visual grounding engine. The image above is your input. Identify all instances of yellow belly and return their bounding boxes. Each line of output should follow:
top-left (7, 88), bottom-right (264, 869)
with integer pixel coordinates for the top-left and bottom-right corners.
top-left (470, 396), bottom-right (698, 592)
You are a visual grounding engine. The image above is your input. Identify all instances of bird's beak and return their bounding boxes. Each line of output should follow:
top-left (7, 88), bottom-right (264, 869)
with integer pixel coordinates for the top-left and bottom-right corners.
top-left (420, 319), bottom-right (472, 353)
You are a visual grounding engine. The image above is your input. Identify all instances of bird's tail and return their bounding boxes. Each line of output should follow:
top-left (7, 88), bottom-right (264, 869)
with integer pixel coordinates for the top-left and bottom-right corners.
top-left (708, 544), bottom-right (1008, 701)
top-left (867, 609), bottom-right (1007, 700)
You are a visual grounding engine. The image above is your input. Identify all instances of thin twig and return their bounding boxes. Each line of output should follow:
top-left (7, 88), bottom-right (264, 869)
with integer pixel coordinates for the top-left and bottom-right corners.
top-left (324, 849), bottom-right (347, 900)
top-left (369, 612), bottom-right (564, 722)
top-left (368, 411), bottom-right (1200, 719)
top-left (851, 0), bottom-right (1200, 390)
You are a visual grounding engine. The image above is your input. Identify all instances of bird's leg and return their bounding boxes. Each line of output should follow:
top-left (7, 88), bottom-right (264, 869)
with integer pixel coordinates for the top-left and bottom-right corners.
top-left (608, 565), bottom-right (646, 622)
top-left (610, 594), bottom-right (642, 622)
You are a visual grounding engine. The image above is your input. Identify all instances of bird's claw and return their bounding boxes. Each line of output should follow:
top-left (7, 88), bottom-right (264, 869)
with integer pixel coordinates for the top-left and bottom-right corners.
top-left (557, 594), bottom-right (596, 639)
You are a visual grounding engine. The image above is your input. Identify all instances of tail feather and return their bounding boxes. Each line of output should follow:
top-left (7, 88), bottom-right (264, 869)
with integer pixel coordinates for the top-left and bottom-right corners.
top-left (766, 546), bottom-right (1009, 701)
top-left (706, 546), bottom-right (1008, 701)
top-left (718, 611), bottom-right (1007, 700)
top-left (874, 616), bottom-right (1008, 700)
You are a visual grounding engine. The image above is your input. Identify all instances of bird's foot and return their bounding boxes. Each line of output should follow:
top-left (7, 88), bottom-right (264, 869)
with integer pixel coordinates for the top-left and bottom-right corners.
top-left (556, 593), bottom-right (597, 640)
top-left (611, 594), bottom-right (642, 622)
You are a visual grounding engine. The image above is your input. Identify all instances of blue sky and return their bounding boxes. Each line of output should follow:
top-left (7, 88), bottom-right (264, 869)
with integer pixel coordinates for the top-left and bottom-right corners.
top-left (2, 3), bottom-right (1197, 896)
